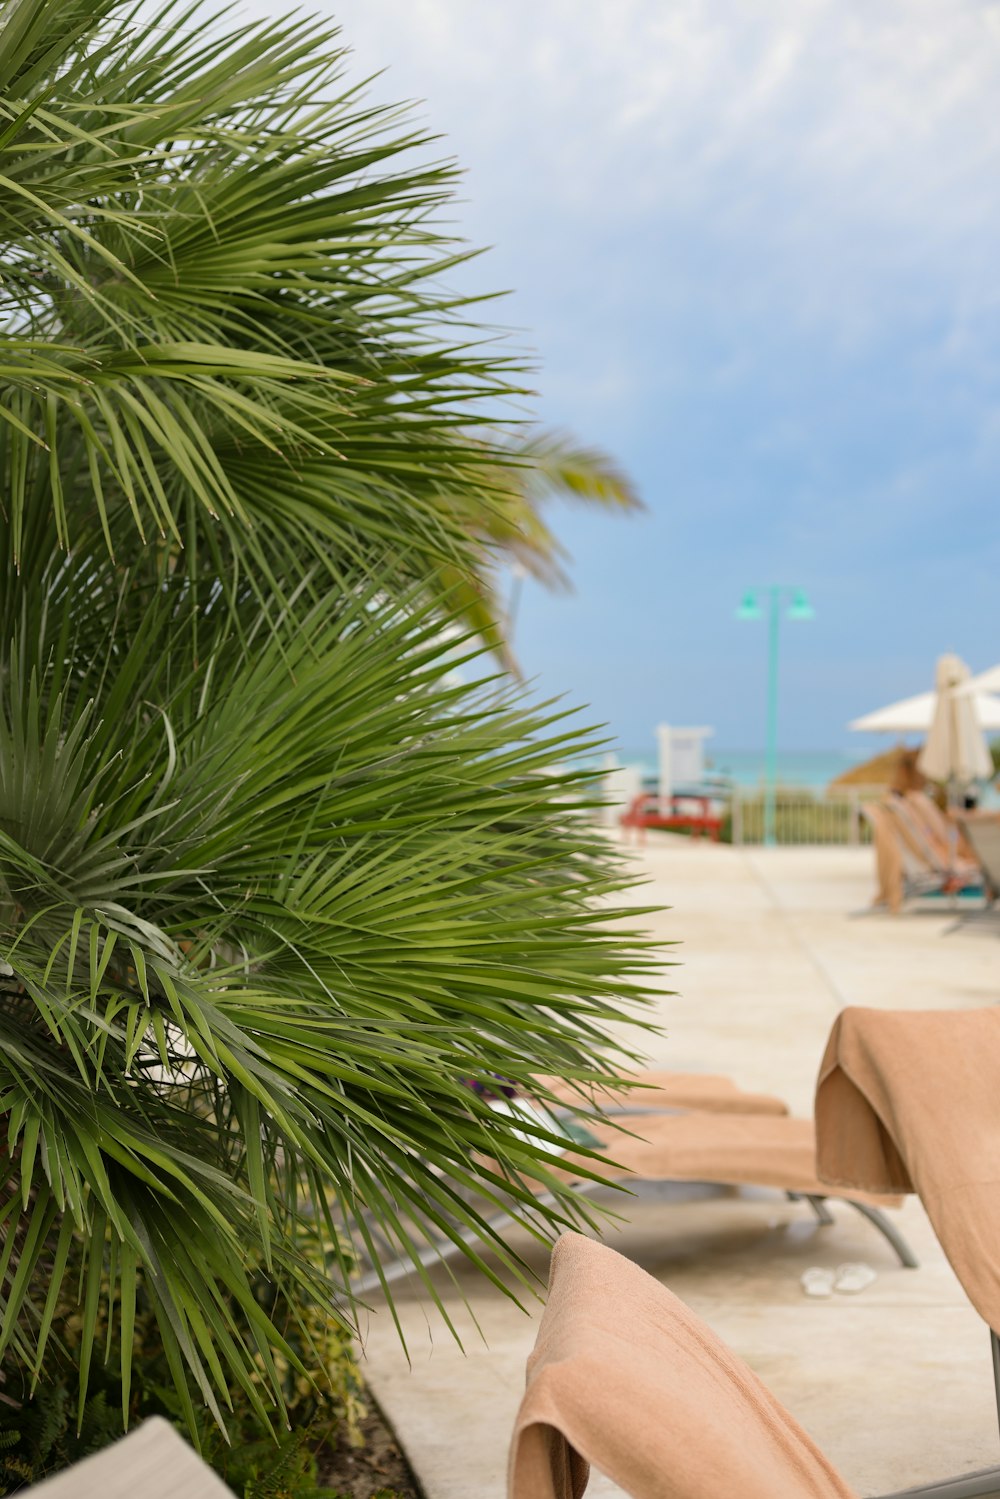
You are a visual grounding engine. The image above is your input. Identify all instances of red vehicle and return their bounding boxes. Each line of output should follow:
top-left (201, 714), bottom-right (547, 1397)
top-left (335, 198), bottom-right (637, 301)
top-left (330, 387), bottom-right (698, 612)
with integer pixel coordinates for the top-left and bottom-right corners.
top-left (620, 792), bottom-right (724, 843)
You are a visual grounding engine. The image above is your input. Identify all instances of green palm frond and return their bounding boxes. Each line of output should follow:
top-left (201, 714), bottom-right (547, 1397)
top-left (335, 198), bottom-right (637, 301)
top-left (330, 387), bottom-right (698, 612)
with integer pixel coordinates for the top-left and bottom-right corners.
top-left (0, 0), bottom-right (526, 597)
top-left (0, 2), bottom-right (642, 636)
top-left (0, 0), bottom-right (658, 1446)
top-left (0, 559), bottom-right (657, 1430)
top-left (449, 429), bottom-right (644, 659)
top-left (485, 429), bottom-right (644, 593)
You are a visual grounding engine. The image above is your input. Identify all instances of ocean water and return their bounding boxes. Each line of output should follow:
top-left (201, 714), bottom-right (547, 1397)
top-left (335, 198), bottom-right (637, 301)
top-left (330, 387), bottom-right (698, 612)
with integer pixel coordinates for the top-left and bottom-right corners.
top-left (703, 749), bottom-right (860, 790)
top-left (615, 748), bottom-right (860, 792)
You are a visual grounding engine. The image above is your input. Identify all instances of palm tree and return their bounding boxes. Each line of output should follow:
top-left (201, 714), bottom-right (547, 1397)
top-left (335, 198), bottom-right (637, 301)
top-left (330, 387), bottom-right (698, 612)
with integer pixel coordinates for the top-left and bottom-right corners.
top-left (0, 0), bottom-right (655, 1450)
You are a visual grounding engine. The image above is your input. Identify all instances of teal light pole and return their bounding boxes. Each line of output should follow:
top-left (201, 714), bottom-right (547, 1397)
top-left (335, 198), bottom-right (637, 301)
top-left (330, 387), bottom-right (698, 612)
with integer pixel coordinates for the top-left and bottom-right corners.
top-left (736, 586), bottom-right (814, 846)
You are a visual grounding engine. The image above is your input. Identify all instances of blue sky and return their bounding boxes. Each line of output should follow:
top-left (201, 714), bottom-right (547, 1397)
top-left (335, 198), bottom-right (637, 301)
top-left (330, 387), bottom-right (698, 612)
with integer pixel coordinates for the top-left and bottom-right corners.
top-left (247, 0), bottom-right (1000, 754)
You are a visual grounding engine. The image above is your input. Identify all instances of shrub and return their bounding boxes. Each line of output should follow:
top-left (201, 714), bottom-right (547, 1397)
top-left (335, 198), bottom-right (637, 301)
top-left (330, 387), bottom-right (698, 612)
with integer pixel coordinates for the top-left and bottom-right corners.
top-left (0, 563), bottom-right (655, 1437)
top-left (0, 0), bottom-right (656, 1473)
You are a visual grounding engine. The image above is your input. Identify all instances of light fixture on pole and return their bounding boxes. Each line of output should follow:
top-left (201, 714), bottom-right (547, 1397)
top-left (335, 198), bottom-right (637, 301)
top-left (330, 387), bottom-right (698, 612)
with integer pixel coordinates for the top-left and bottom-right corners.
top-left (735, 585), bottom-right (814, 846)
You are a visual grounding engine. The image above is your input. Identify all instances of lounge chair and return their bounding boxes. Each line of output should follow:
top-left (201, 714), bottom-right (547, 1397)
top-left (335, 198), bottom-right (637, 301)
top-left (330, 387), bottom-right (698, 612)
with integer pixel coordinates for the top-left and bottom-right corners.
top-left (31, 1416), bottom-right (233, 1497)
top-left (537, 1068), bottom-right (788, 1117)
top-left (863, 797), bottom-right (981, 914)
top-left (509, 1232), bottom-right (1000, 1499)
top-left (894, 791), bottom-right (981, 882)
top-left (816, 1005), bottom-right (1000, 1433)
top-left (348, 1076), bottom-right (916, 1297)
top-left (957, 815), bottom-right (1000, 902)
top-left (945, 814), bottom-right (1000, 932)
top-left (813, 1004), bottom-right (1000, 1498)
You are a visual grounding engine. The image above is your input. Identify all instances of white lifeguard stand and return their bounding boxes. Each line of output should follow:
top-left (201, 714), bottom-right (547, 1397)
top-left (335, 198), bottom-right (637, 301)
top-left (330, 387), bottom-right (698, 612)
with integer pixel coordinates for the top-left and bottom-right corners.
top-left (656, 724), bottom-right (714, 801)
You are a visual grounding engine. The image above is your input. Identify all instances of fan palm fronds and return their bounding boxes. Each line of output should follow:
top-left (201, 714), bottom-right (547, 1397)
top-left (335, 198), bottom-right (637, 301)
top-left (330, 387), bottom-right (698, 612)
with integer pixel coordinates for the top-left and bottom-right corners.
top-left (0, 561), bottom-right (656, 1429)
top-left (0, 0), bottom-right (657, 1441)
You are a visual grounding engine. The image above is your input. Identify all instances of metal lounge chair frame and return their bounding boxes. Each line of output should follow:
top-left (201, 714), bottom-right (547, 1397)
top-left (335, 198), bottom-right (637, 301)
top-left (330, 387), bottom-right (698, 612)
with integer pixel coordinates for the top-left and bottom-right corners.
top-left (347, 1101), bottom-right (918, 1299)
top-left (350, 1177), bottom-right (916, 1300)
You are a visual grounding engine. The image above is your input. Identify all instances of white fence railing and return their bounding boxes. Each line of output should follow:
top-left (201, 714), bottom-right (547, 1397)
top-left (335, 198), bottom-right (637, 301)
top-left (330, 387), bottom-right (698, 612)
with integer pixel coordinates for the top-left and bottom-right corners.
top-left (728, 789), bottom-right (877, 846)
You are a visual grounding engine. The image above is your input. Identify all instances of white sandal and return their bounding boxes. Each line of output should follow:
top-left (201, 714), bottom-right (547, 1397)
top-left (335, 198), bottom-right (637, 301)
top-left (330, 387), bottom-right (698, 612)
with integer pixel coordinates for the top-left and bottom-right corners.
top-left (833, 1262), bottom-right (877, 1294)
top-left (800, 1267), bottom-right (835, 1298)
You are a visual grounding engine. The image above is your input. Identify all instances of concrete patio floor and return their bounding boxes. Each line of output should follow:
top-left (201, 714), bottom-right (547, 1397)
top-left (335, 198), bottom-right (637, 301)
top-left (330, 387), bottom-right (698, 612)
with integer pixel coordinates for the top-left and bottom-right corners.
top-left (356, 836), bottom-right (1000, 1497)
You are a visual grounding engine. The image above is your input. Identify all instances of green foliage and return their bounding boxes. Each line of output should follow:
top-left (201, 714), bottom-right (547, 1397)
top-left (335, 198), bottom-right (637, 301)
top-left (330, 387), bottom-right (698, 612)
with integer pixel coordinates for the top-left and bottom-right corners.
top-left (0, 0), bottom-right (509, 591)
top-left (0, 0), bottom-right (656, 1464)
top-left (0, 1223), bottom-right (366, 1495)
top-left (490, 431), bottom-right (643, 593)
top-left (0, 555), bottom-right (655, 1432)
top-left (0, 0), bottom-right (637, 639)
top-left (0, 1384), bottom-right (125, 1494)
top-left (0, 1355), bottom-right (349, 1498)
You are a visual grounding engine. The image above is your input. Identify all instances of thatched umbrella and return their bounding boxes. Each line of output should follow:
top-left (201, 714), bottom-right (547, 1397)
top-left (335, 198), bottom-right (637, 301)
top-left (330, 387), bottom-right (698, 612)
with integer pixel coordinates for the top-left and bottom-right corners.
top-left (828, 745), bottom-right (925, 793)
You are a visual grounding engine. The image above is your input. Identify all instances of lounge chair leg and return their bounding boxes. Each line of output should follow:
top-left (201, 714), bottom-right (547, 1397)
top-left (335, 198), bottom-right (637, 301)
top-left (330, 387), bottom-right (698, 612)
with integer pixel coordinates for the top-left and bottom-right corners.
top-left (793, 1192), bottom-right (834, 1226)
top-left (992, 1329), bottom-right (1000, 1443)
top-left (844, 1199), bottom-right (919, 1269)
top-left (788, 1191), bottom-right (917, 1265)
top-left (790, 1192), bottom-right (917, 1266)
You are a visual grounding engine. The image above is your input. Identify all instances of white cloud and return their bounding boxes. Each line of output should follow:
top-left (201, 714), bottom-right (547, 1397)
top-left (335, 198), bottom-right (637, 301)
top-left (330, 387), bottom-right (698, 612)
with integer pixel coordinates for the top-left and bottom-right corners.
top-left (306, 0), bottom-right (1000, 343)
top-left (148, 0), bottom-right (1000, 424)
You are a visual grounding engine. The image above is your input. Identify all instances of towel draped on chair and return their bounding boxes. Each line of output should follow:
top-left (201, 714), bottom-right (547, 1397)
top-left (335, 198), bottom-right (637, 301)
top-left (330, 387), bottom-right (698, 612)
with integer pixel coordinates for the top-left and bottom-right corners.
top-left (816, 1005), bottom-right (1000, 1335)
top-left (509, 1232), bottom-right (858, 1499)
top-left (550, 1111), bottom-right (900, 1210)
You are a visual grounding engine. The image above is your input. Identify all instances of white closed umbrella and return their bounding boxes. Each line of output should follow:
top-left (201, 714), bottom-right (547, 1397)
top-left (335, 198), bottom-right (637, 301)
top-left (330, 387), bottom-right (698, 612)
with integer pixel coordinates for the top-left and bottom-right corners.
top-left (916, 654), bottom-right (993, 787)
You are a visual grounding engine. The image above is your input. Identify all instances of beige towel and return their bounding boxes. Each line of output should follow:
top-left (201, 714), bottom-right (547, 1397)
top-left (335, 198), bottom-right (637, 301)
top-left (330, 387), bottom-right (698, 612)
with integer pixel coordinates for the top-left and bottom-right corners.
top-left (555, 1112), bottom-right (900, 1210)
top-left (509, 1232), bottom-right (858, 1499)
top-left (539, 1070), bottom-right (788, 1117)
top-left (816, 1006), bottom-right (1000, 1332)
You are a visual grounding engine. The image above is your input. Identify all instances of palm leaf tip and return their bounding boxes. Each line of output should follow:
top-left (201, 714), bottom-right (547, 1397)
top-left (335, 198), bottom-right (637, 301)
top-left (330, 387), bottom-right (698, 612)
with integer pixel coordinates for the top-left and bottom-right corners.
top-left (510, 429), bottom-right (644, 512)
